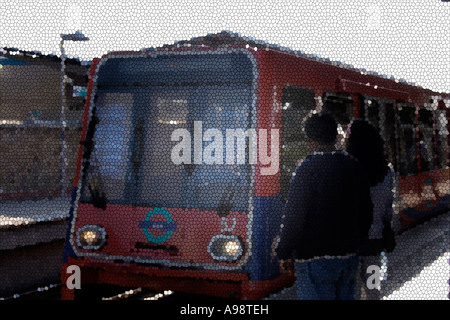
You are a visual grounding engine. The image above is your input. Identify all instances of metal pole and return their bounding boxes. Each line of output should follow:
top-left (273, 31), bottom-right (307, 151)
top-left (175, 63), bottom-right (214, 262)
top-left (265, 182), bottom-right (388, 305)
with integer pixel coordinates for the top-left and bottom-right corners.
top-left (58, 32), bottom-right (89, 196)
top-left (60, 39), bottom-right (67, 196)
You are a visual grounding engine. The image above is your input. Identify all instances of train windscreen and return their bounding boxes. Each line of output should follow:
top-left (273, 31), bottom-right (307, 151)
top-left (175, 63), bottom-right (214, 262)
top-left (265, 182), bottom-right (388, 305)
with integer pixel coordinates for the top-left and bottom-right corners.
top-left (80, 52), bottom-right (255, 212)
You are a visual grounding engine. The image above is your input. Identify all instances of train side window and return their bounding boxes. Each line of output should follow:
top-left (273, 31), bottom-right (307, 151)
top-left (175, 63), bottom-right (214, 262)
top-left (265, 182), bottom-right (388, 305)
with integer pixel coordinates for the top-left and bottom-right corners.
top-left (322, 92), bottom-right (354, 148)
top-left (280, 85), bottom-right (316, 200)
top-left (436, 109), bottom-right (449, 169)
top-left (418, 108), bottom-right (435, 172)
top-left (398, 104), bottom-right (418, 177)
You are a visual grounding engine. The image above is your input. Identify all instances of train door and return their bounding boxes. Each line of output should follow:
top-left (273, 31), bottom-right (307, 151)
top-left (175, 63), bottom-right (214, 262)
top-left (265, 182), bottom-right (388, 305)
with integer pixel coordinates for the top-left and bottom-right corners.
top-left (361, 96), bottom-right (399, 171)
top-left (134, 84), bottom-right (253, 211)
top-left (397, 103), bottom-right (418, 178)
top-left (417, 107), bottom-right (435, 173)
top-left (435, 106), bottom-right (449, 170)
top-left (434, 104), bottom-right (450, 201)
top-left (375, 99), bottom-right (423, 180)
top-left (360, 96), bottom-right (403, 228)
top-left (134, 87), bottom-right (192, 208)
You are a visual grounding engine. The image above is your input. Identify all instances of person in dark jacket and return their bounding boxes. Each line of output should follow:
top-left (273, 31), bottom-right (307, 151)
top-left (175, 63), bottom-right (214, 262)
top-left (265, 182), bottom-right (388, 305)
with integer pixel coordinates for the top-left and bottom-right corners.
top-left (275, 112), bottom-right (373, 300)
top-left (346, 120), bottom-right (396, 300)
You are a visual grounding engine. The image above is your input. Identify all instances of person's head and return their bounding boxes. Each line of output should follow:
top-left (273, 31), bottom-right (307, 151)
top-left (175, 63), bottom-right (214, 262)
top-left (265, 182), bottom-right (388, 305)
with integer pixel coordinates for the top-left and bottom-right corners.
top-left (304, 112), bottom-right (338, 150)
top-left (346, 120), bottom-right (389, 186)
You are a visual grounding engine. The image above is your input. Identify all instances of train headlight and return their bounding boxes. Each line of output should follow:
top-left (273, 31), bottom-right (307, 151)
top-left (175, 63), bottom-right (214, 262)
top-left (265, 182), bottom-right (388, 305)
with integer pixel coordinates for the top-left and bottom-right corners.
top-left (76, 225), bottom-right (107, 250)
top-left (207, 235), bottom-right (243, 262)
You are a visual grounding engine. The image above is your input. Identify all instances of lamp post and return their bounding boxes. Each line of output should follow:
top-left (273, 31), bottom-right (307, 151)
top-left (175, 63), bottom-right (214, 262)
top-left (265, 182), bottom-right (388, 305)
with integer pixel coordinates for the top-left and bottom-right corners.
top-left (60, 30), bottom-right (89, 196)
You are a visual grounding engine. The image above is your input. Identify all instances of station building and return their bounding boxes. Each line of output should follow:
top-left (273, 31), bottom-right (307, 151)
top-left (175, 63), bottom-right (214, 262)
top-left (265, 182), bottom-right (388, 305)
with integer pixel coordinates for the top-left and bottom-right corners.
top-left (0, 48), bottom-right (90, 200)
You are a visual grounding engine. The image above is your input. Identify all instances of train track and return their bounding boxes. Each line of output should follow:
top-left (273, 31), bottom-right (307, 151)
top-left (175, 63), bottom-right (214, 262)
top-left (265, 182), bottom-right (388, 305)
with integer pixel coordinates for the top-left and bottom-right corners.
top-left (102, 288), bottom-right (174, 300)
top-left (1, 283), bottom-right (221, 300)
top-left (0, 283), bottom-right (61, 300)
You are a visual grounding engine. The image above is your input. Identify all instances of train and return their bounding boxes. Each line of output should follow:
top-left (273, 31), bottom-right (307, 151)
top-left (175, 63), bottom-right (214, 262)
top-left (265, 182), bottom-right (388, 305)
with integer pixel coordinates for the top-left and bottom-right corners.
top-left (60, 31), bottom-right (449, 300)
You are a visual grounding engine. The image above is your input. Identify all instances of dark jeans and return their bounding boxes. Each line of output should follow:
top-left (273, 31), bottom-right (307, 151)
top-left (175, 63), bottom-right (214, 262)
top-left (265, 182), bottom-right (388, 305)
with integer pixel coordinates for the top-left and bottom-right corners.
top-left (294, 256), bottom-right (359, 300)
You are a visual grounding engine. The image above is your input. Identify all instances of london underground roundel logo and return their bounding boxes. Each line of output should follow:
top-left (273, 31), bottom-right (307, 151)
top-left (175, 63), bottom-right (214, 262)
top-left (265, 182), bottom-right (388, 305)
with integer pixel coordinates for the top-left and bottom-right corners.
top-left (138, 208), bottom-right (178, 243)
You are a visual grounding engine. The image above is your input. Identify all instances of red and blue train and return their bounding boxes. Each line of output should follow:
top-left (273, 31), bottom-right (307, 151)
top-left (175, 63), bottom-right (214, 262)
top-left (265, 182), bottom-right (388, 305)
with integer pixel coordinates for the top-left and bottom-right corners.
top-left (61, 31), bottom-right (449, 299)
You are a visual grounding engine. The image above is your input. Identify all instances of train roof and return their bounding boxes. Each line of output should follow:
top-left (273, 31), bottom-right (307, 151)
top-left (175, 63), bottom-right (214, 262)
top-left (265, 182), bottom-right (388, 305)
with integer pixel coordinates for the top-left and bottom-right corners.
top-left (96, 31), bottom-right (448, 100)
top-left (138, 32), bottom-right (389, 82)
top-left (139, 31), bottom-right (448, 98)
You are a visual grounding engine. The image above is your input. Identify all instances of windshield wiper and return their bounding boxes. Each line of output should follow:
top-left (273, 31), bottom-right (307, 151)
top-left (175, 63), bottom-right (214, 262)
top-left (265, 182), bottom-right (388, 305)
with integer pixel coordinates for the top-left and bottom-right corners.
top-left (88, 183), bottom-right (107, 210)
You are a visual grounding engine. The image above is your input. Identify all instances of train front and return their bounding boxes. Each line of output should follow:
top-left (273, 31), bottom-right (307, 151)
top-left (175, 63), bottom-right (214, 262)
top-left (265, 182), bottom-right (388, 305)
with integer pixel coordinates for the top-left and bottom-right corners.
top-left (61, 47), bottom-right (289, 299)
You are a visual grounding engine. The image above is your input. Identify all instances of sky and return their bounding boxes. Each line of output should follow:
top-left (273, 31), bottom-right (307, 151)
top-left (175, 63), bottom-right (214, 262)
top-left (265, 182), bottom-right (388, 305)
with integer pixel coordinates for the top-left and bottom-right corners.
top-left (0, 0), bottom-right (449, 93)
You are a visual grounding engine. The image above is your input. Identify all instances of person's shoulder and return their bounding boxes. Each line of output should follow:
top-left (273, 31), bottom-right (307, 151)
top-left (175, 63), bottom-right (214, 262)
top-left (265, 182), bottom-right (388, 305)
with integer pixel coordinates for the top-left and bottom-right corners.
top-left (294, 156), bottom-right (312, 172)
top-left (339, 151), bottom-right (368, 174)
top-left (293, 154), bottom-right (322, 176)
top-left (339, 150), bottom-right (358, 161)
top-left (332, 151), bottom-right (360, 166)
top-left (299, 154), bottom-right (316, 165)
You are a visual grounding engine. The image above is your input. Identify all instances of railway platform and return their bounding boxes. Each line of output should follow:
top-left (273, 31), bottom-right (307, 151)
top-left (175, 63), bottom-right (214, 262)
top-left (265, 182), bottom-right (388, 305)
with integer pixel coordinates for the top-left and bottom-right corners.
top-left (0, 196), bottom-right (71, 295)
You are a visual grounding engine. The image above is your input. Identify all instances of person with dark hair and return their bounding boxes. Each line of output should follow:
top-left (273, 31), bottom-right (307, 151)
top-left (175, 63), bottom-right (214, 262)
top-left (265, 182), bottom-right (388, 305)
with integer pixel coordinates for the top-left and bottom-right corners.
top-left (275, 112), bottom-right (373, 300)
top-left (346, 120), bottom-right (396, 300)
